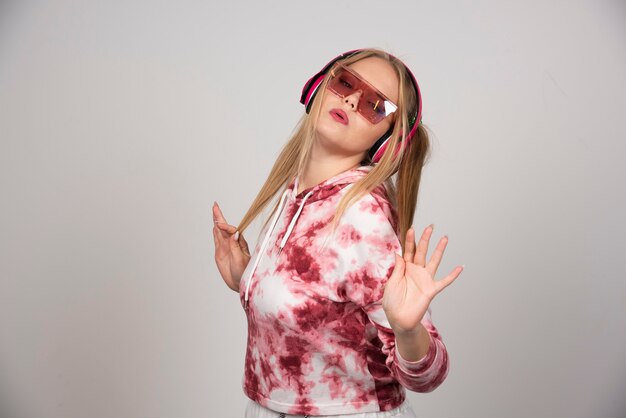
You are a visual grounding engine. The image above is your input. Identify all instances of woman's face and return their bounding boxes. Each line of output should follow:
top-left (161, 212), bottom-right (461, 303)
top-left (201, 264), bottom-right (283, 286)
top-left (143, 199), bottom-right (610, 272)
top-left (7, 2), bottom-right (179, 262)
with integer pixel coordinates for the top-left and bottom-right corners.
top-left (314, 57), bottom-right (399, 160)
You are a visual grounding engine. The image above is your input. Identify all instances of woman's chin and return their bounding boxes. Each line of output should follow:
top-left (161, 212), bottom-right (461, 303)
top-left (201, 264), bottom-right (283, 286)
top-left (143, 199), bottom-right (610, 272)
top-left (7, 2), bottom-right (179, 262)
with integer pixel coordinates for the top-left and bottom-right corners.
top-left (314, 127), bottom-right (344, 148)
top-left (316, 117), bottom-right (349, 140)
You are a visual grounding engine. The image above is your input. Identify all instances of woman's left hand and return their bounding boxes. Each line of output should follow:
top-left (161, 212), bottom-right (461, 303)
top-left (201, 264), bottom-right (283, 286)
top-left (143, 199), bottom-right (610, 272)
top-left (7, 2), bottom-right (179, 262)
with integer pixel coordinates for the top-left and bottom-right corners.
top-left (382, 225), bottom-right (464, 335)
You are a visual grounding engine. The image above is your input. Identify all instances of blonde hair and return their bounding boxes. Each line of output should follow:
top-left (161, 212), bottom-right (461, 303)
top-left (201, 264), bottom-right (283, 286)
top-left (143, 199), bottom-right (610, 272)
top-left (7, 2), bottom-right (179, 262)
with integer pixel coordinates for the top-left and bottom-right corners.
top-left (236, 48), bottom-right (432, 254)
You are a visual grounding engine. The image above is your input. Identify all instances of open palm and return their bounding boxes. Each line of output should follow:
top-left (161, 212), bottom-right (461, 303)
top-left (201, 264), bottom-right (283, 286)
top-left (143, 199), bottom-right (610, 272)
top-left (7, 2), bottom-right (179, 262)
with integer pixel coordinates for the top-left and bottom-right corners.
top-left (382, 225), bottom-right (464, 334)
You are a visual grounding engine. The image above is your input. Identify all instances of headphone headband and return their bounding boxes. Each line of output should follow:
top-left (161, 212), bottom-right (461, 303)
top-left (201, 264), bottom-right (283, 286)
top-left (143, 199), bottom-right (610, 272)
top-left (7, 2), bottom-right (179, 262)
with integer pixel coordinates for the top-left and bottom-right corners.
top-left (299, 49), bottom-right (422, 163)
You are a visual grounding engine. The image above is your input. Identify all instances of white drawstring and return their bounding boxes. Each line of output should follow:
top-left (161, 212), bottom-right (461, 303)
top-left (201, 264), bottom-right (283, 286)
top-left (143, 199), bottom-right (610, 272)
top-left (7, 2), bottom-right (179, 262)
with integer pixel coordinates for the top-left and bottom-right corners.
top-left (244, 188), bottom-right (291, 307)
top-left (244, 183), bottom-right (314, 307)
top-left (278, 190), bottom-right (314, 254)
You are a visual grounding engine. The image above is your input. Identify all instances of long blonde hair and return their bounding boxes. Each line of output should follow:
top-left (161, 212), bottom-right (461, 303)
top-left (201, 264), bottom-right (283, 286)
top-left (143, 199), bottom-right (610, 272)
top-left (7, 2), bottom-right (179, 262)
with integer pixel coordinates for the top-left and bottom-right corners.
top-left (236, 48), bottom-right (432, 254)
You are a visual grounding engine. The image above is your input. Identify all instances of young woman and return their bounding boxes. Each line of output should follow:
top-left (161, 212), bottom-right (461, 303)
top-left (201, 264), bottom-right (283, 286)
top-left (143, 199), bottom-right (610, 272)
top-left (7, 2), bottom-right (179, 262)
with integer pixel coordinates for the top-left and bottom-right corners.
top-left (212, 48), bottom-right (464, 418)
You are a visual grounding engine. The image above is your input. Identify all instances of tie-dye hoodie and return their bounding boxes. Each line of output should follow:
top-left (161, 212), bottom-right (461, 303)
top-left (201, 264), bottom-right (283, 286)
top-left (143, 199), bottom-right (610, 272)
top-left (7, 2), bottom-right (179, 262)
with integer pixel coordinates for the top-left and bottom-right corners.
top-left (239, 165), bottom-right (449, 416)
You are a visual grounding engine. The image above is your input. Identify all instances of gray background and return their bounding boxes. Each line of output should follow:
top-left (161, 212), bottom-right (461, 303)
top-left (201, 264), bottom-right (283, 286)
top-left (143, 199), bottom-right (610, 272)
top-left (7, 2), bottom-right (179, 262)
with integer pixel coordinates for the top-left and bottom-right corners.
top-left (1, 1), bottom-right (625, 417)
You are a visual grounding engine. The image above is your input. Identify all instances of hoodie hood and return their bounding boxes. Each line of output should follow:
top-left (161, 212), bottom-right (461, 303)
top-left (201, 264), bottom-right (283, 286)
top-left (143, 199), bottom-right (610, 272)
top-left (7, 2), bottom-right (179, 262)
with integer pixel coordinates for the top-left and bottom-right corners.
top-left (243, 164), bottom-right (376, 307)
top-left (288, 164), bottom-right (374, 205)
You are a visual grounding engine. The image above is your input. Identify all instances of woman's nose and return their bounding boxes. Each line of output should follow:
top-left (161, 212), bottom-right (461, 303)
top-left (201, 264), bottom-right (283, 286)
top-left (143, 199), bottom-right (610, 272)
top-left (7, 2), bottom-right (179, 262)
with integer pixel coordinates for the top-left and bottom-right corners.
top-left (344, 91), bottom-right (362, 110)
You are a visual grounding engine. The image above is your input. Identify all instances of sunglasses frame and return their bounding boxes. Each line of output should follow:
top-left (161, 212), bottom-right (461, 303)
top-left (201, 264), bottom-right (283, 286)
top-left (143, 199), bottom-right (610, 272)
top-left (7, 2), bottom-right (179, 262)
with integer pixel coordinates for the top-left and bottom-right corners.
top-left (326, 64), bottom-right (398, 125)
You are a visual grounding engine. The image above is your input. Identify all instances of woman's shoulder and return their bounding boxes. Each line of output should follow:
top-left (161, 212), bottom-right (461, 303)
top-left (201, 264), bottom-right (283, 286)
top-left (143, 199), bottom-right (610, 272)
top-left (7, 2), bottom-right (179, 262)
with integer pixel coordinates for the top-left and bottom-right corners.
top-left (342, 181), bottom-right (399, 234)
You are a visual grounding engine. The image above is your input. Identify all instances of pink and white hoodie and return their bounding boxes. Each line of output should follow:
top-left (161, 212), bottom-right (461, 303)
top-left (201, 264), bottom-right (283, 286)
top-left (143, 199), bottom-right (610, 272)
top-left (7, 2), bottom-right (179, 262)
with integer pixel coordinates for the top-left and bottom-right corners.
top-left (239, 165), bottom-right (449, 416)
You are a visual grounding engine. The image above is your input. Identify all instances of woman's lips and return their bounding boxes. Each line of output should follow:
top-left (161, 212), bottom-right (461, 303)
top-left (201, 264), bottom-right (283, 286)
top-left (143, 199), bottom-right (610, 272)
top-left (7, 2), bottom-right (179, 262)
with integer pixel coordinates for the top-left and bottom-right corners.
top-left (329, 109), bottom-right (348, 125)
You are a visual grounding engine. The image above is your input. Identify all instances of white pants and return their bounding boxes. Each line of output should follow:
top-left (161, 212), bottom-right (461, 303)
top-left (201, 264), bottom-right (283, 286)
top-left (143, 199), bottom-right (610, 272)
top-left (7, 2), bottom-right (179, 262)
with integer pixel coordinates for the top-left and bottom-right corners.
top-left (244, 398), bottom-right (418, 418)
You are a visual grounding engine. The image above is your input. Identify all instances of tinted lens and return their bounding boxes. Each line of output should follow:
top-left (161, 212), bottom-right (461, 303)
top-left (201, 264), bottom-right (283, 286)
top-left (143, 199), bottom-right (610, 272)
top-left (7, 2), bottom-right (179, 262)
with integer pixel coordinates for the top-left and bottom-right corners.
top-left (327, 65), bottom-right (398, 124)
top-left (329, 68), bottom-right (360, 96)
top-left (359, 90), bottom-right (389, 123)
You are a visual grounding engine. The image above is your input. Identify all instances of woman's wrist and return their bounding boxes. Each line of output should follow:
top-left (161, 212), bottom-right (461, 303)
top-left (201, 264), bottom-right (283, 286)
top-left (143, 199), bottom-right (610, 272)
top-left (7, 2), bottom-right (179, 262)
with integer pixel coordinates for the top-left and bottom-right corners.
top-left (393, 323), bottom-right (432, 362)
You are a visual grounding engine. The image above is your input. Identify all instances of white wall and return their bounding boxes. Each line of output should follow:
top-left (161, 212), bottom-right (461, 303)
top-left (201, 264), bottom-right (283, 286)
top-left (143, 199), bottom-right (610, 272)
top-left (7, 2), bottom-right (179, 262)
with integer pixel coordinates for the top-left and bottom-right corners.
top-left (1, 1), bottom-right (625, 417)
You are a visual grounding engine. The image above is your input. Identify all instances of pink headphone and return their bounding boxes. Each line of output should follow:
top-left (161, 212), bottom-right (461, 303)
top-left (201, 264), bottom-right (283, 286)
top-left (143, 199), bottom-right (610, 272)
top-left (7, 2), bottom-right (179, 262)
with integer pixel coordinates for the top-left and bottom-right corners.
top-left (299, 49), bottom-right (423, 163)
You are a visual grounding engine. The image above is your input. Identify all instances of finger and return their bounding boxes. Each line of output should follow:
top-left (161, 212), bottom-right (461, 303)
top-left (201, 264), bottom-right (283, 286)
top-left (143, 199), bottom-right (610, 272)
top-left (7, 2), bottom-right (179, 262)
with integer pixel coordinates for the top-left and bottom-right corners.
top-left (213, 227), bottom-right (226, 257)
top-left (215, 223), bottom-right (236, 243)
top-left (212, 201), bottom-right (229, 225)
top-left (214, 224), bottom-right (235, 256)
top-left (414, 224), bottom-right (434, 267)
top-left (229, 230), bottom-right (244, 254)
top-left (434, 265), bottom-right (464, 294)
top-left (388, 253), bottom-right (406, 283)
top-left (403, 227), bottom-right (416, 264)
top-left (229, 231), bottom-right (250, 265)
top-left (215, 221), bottom-right (237, 234)
top-left (238, 234), bottom-right (251, 258)
top-left (426, 235), bottom-right (448, 278)
top-left (212, 226), bottom-right (219, 246)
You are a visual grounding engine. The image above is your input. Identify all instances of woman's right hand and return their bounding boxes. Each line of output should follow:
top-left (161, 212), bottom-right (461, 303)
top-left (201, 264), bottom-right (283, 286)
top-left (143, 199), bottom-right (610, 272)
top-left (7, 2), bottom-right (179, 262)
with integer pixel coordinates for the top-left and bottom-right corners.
top-left (212, 201), bottom-right (251, 292)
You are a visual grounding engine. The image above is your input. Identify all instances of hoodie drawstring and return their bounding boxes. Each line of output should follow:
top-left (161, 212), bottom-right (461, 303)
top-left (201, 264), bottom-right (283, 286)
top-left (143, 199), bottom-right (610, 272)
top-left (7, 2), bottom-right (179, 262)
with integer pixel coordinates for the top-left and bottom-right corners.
top-left (243, 185), bottom-right (314, 308)
top-left (244, 188), bottom-right (290, 307)
top-left (278, 190), bottom-right (313, 254)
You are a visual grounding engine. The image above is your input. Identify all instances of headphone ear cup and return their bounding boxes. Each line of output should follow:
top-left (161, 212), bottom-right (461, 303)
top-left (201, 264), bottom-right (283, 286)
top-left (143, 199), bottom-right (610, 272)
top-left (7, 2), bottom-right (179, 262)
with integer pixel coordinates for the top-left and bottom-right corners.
top-left (301, 73), bottom-right (327, 113)
top-left (304, 80), bottom-right (322, 114)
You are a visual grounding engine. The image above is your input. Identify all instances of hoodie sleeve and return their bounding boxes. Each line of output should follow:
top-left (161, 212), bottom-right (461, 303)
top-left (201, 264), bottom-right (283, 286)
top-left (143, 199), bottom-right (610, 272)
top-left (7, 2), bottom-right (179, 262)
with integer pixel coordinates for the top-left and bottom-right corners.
top-left (332, 191), bottom-right (450, 393)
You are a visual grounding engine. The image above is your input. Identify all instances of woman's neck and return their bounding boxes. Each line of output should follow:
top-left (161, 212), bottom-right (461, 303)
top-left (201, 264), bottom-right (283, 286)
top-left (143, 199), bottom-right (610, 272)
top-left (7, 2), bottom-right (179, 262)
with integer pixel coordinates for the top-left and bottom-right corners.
top-left (297, 158), bottom-right (363, 195)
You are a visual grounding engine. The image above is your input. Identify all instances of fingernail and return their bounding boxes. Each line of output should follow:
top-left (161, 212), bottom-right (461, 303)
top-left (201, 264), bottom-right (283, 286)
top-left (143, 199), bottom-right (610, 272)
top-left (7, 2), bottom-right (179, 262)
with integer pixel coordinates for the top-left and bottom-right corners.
top-left (429, 223), bottom-right (435, 230)
top-left (234, 231), bottom-right (240, 241)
